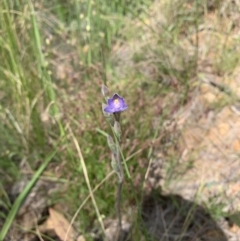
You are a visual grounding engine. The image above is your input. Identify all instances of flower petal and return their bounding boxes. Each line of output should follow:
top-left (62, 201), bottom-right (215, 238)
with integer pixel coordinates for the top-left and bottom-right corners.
top-left (104, 93), bottom-right (128, 113)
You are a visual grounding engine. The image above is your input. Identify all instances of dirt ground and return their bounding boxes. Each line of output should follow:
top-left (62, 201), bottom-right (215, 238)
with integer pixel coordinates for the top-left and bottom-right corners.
top-left (154, 67), bottom-right (240, 240)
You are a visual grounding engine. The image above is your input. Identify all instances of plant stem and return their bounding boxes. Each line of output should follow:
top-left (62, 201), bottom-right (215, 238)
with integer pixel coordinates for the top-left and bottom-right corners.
top-left (115, 136), bottom-right (124, 240)
top-left (117, 180), bottom-right (124, 241)
top-left (112, 121), bottom-right (125, 240)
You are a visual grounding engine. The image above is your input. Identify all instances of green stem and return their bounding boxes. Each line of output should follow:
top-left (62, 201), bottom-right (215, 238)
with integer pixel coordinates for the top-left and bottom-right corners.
top-left (111, 125), bottom-right (124, 239)
top-left (111, 125), bottom-right (131, 179)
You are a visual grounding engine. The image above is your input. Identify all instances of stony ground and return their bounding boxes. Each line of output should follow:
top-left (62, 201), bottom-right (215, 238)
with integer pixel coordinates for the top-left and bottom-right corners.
top-left (141, 1), bottom-right (240, 239)
top-left (154, 68), bottom-right (240, 240)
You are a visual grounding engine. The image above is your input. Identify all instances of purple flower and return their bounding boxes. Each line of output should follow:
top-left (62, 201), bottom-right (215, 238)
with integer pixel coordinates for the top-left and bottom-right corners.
top-left (104, 93), bottom-right (128, 113)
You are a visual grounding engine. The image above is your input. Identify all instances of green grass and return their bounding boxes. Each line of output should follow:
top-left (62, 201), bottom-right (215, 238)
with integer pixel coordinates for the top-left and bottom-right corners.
top-left (0, 0), bottom-right (239, 240)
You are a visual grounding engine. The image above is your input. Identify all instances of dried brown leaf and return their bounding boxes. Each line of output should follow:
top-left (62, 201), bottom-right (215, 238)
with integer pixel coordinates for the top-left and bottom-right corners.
top-left (48, 208), bottom-right (76, 241)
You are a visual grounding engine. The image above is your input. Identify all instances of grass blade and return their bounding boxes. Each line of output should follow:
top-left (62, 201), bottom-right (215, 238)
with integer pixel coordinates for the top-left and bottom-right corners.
top-left (0, 148), bottom-right (58, 241)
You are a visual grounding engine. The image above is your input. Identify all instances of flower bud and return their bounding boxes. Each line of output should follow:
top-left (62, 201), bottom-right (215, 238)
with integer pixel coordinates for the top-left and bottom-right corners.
top-left (101, 85), bottom-right (109, 98)
top-left (111, 153), bottom-right (121, 181)
top-left (111, 153), bottom-right (119, 173)
top-left (114, 121), bottom-right (121, 141)
top-left (107, 135), bottom-right (117, 154)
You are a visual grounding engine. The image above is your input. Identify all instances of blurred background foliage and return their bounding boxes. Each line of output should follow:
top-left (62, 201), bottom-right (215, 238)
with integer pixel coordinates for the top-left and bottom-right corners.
top-left (1, 0), bottom-right (239, 239)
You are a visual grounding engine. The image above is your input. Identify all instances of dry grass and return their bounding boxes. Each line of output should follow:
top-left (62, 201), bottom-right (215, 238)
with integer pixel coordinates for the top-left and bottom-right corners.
top-left (1, 0), bottom-right (240, 240)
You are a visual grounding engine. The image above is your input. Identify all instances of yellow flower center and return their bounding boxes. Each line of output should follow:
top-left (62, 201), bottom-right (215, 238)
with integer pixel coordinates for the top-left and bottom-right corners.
top-left (114, 98), bottom-right (120, 107)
